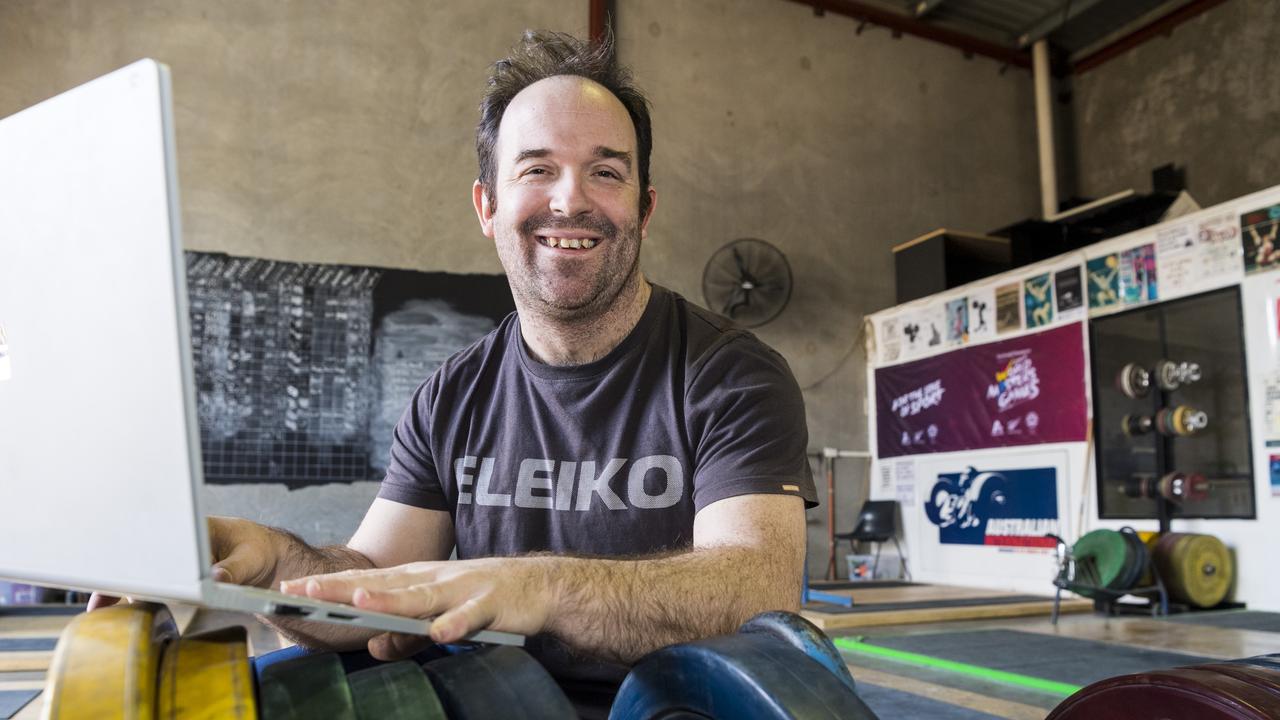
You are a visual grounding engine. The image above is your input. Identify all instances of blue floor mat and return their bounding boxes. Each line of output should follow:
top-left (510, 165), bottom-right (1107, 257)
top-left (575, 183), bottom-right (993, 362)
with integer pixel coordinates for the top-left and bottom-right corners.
top-left (0, 690), bottom-right (40, 720)
top-left (0, 638), bottom-right (55, 652)
top-left (1165, 610), bottom-right (1280, 633)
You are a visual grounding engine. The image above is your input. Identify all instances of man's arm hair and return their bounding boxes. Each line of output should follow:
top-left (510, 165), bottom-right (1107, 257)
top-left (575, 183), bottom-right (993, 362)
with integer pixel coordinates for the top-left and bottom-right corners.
top-left (543, 493), bottom-right (804, 664)
top-left (261, 500), bottom-right (455, 650)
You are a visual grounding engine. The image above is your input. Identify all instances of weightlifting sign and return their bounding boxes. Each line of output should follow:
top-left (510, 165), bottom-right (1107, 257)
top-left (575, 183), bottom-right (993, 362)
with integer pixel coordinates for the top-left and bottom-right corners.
top-left (924, 466), bottom-right (1059, 548)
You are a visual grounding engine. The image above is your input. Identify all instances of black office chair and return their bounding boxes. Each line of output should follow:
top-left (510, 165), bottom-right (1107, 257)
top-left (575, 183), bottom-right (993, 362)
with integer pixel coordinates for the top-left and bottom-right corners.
top-left (833, 500), bottom-right (908, 580)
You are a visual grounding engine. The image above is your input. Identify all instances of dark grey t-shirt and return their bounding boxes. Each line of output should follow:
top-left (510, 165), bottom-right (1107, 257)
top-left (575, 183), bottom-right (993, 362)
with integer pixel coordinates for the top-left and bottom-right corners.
top-left (376, 284), bottom-right (816, 685)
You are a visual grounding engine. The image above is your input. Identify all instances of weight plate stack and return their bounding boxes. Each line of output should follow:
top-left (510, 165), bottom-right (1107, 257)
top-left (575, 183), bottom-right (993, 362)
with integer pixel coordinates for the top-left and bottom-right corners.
top-left (42, 602), bottom-right (178, 720)
top-left (1115, 528), bottom-right (1148, 592)
top-left (1116, 363), bottom-right (1151, 399)
top-left (422, 645), bottom-right (577, 720)
top-left (1121, 414), bottom-right (1153, 437)
top-left (347, 660), bottom-right (445, 720)
top-left (1071, 530), bottom-right (1130, 597)
top-left (257, 652), bottom-right (357, 720)
top-left (1153, 533), bottom-right (1234, 608)
top-left (1046, 667), bottom-right (1280, 720)
top-left (158, 626), bottom-right (257, 720)
top-left (1155, 360), bottom-right (1183, 391)
top-left (737, 611), bottom-right (857, 695)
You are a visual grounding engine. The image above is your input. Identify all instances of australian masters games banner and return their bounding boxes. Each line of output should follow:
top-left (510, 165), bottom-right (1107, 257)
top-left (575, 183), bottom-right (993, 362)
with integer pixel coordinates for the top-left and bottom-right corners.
top-left (874, 322), bottom-right (1087, 458)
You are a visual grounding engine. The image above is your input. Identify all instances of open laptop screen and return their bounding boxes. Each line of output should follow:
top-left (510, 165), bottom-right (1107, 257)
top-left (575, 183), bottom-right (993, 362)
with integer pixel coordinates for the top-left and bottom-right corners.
top-left (0, 60), bottom-right (208, 601)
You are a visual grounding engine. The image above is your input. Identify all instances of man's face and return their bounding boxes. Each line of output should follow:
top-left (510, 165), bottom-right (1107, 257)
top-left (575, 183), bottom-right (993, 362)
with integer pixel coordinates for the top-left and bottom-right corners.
top-left (473, 76), bottom-right (656, 321)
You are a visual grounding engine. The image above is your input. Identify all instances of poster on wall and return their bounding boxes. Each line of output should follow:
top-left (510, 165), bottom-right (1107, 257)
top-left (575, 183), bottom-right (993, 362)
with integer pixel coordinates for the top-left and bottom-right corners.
top-left (1054, 266), bottom-right (1084, 320)
top-left (1087, 254), bottom-right (1120, 311)
top-left (967, 289), bottom-right (996, 342)
top-left (1024, 273), bottom-right (1054, 328)
top-left (922, 466), bottom-right (1059, 548)
top-left (1241, 203), bottom-right (1280, 275)
top-left (995, 283), bottom-right (1022, 334)
top-left (1120, 243), bottom-right (1158, 305)
top-left (874, 323), bottom-right (1088, 458)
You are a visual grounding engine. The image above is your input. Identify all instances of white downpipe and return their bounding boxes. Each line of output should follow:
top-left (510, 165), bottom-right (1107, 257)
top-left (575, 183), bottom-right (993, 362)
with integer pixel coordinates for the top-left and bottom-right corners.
top-left (1034, 39), bottom-right (1058, 219)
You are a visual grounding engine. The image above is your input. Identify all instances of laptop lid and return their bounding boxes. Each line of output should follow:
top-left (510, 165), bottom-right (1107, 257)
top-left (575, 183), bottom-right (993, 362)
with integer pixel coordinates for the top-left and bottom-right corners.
top-left (0, 59), bottom-right (209, 602)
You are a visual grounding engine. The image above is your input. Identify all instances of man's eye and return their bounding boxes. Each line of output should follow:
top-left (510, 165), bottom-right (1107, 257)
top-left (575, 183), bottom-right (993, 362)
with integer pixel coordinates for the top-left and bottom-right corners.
top-left (595, 169), bottom-right (622, 180)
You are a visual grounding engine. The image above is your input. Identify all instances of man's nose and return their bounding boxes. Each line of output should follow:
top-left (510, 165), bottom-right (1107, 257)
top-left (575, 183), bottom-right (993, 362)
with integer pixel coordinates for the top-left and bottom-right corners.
top-left (548, 173), bottom-right (591, 217)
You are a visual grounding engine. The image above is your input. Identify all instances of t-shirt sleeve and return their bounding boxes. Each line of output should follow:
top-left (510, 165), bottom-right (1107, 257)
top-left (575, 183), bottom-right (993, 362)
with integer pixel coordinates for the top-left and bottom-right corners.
top-left (685, 336), bottom-right (818, 511)
top-left (376, 377), bottom-right (450, 511)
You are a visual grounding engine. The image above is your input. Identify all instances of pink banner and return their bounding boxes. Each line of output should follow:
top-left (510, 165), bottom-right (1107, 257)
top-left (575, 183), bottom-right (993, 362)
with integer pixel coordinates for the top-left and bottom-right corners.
top-left (875, 323), bottom-right (1088, 458)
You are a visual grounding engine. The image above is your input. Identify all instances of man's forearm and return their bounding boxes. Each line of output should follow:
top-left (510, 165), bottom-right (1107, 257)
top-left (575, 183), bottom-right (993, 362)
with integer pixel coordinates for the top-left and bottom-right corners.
top-left (542, 544), bottom-right (802, 665)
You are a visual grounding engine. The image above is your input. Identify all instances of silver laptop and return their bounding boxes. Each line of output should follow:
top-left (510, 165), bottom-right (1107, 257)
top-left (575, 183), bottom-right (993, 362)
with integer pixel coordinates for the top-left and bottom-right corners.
top-left (0, 59), bottom-right (521, 647)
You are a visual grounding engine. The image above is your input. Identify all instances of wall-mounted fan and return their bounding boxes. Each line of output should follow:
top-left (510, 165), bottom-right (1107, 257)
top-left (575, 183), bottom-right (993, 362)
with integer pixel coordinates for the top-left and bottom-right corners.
top-left (701, 238), bottom-right (793, 328)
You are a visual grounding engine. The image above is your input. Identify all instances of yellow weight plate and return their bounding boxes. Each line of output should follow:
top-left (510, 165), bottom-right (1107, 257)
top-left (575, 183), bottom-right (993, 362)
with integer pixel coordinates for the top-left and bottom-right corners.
top-left (1159, 533), bottom-right (1233, 608)
top-left (158, 627), bottom-right (257, 720)
top-left (42, 602), bottom-right (178, 720)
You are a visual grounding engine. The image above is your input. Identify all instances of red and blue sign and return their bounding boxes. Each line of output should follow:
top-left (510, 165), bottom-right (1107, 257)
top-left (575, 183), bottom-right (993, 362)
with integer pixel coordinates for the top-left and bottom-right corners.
top-left (924, 466), bottom-right (1059, 548)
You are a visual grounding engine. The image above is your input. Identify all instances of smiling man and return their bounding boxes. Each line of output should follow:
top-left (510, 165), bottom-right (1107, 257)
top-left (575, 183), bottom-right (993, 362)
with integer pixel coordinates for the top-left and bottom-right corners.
top-left (186, 30), bottom-right (815, 709)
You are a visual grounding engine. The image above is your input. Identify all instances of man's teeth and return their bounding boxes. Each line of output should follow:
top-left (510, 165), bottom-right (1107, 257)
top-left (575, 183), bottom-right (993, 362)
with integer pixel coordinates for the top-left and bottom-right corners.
top-left (540, 237), bottom-right (597, 249)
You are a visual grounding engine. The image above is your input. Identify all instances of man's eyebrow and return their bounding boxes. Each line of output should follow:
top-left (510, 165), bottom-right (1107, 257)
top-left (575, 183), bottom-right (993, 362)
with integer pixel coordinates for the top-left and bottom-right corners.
top-left (513, 148), bottom-right (551, 164)
top-left (593, 146), bottom-right (632, 171)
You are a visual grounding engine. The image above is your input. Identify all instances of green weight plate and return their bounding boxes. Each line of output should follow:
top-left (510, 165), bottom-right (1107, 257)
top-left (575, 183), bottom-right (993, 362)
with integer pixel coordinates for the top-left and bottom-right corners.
top-left (1073, 530), bottom-right (1129, 596)
top-left (348, 660), bottom-right (446, 720)
top-left (258, 652), bottom-right (356, 720)
top-left (422, 646), bottom-right (576, 720)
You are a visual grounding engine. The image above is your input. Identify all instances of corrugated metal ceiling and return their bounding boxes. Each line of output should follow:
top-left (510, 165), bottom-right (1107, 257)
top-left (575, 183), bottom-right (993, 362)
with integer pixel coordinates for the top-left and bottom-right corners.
top-left (900, 0), bottom-right (1191, 54)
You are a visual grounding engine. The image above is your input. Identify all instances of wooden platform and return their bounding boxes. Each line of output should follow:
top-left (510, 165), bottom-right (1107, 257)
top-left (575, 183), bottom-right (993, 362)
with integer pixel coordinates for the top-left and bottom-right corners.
top-left (801, 583), bottom-right (1093, 630)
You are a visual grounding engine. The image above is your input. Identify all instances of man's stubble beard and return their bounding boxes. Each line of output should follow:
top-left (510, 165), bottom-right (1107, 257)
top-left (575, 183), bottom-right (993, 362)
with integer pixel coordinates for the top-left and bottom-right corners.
top-left (500, 214), bottom-right (644, 324)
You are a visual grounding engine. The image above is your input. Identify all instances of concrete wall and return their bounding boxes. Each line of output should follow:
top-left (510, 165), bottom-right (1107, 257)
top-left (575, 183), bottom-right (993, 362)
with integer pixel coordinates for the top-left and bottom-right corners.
top-left (1072, 0), bottom-right (1280, 207)
top-left (616, 0), bottom-right (1039, 574)
top-left (0, 1), bottom-right (1042, 575)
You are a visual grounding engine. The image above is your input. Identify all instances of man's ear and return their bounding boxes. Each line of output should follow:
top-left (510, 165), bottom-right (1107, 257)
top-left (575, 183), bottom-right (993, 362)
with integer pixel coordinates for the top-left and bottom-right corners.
top-left (639, 186), bottom-right (658, 240)
top-left (472, 180), bottom-right (496, 239)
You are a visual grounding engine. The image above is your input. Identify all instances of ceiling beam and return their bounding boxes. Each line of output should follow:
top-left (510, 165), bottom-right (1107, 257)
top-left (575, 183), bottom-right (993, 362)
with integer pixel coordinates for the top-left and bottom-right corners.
top-left (1073, 0), bottom-right (1229, 74)
top-left (1016, 0), bottom-right (1107, 48)
top-left (787, 0), bottom-right (1031, 68)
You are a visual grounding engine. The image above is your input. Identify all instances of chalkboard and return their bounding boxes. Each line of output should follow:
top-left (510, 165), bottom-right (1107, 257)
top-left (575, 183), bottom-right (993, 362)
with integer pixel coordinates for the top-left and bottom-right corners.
top-left (186, 252), bottom-right (514, 488)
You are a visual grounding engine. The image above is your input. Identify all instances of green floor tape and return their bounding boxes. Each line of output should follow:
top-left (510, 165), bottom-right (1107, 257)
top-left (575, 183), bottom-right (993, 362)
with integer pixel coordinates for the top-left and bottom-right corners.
top-left (834, 637), bottom-right (1083, 697)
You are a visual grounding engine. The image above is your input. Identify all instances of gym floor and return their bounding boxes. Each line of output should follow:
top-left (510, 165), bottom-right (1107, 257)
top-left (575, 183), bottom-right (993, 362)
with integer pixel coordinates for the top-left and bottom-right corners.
top-left (4, 593), bottom-right (1278, 719)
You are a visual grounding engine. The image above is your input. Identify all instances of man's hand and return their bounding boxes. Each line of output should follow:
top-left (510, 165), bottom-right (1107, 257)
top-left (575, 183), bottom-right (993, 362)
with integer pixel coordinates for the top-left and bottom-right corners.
top-left (88, 516), bottom-right (277, 610)
top-left (283, 493), bottom-right (806, 665)
top-left (280, 557), bottom-right (555, 649)
top-left (206, 515), bottom-right (283, 588)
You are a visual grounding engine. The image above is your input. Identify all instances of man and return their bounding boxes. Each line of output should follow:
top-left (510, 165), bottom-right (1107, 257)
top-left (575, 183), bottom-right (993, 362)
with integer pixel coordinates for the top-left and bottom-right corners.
top-left (97, 29), bottom-right (815, 702)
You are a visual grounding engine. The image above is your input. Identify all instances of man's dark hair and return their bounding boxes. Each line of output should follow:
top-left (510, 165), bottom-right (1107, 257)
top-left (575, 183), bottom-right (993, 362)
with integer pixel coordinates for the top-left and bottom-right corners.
top-left (477, 29), bottom-right (653, 218)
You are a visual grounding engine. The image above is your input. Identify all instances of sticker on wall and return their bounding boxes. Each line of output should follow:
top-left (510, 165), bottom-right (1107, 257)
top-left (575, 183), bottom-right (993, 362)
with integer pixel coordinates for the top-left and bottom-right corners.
top-left (1241, 203), bottom-right (1280, 275)
top-left (1120, 244), bottom-right (1158, 305)
top-left (922, 303), bottom-right (946, 351)
top-left (879, 317), bottom-right (902, 365)
top-left (1272, 455), bottom-right (1280, 497)
top-left (899, 310), bottom-right (929, 361)
top-left (1054, 266), bottom-right (1084, 319)
top-left (1087, 254), bottom-right (1120, 311)
top-left (995, 282), bottom-right (1022, 334)
top-left (1155, 221), bottom-right (1198, 298)
top-left (1197, 211), bottom-right (1244, 283)
top-left (968, 288), bottom-right (996, 343)
top-left (945, 297), bottom-right (968, 345)
top-left (1024, 274), bottom-right (1054, 328)
top-left (0, 324), bottom-right (9, 382)
top-left (923, 466), bottom-right (1059, 548)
